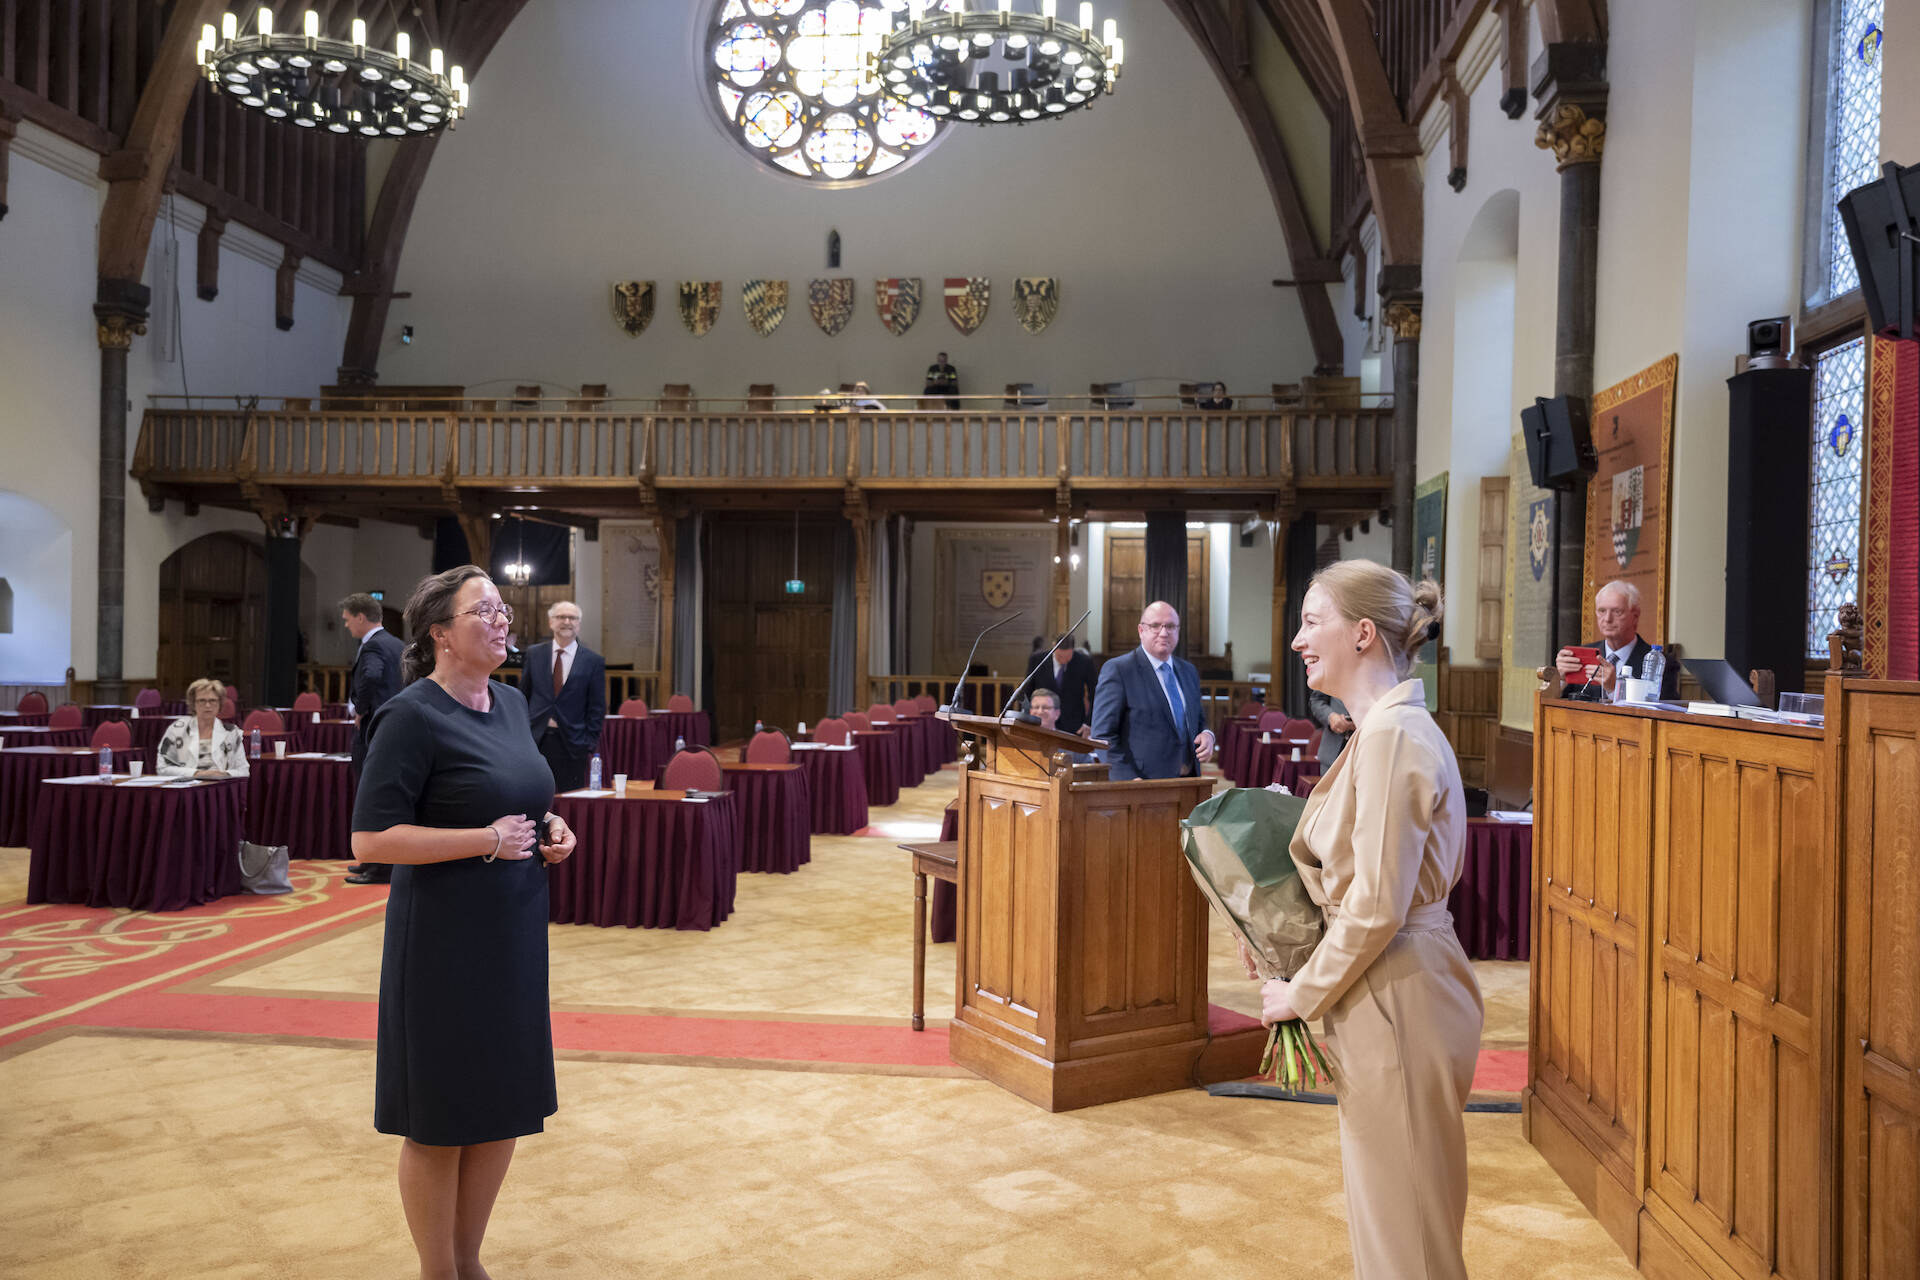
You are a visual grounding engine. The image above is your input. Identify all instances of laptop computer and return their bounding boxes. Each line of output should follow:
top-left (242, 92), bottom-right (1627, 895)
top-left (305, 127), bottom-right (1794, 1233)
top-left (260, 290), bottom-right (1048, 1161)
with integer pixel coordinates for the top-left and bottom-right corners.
top-left (1680, 657), bottom-right (1767, 708)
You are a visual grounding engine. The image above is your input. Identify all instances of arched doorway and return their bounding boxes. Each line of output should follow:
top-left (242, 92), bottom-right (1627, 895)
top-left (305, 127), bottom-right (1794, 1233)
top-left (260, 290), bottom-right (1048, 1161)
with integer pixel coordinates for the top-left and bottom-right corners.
top-left (158, 533), bottom-right (266, 701)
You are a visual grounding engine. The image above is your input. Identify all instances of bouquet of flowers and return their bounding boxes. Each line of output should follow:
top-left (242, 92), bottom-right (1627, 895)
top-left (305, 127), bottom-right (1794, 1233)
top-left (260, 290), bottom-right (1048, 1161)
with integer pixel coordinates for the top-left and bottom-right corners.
top-left (1180, 787), bottom-right (1336, 1091)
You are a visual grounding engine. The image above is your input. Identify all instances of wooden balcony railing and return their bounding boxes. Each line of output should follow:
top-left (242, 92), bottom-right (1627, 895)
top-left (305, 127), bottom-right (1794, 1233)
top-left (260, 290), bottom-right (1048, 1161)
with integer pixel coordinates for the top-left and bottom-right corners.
top-left (133, 401), bottom-right (1395, 496)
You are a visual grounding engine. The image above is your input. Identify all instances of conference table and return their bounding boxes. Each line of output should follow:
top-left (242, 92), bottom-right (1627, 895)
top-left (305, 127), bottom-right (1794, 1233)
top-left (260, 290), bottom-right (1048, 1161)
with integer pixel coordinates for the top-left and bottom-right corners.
top-left (0, 725), bottom-right (85, 750)
top-left (0, 710), bottom-right (51, 728)
top-left (548, 786), bottom-right (740, 930)
top-left (246, 753), bottom-right (357, 860)
top-left (788, 743), bottom-right (869, 835)
top-left (0, 746), bottom-right (140, 846)
top-left (26, 774), bottom-right (247, 911)
top-left (718, 762), bottom-right (812, 874)
top-left (1240, 735), bottom-right (1314, 790)
top-left (1217, 717), bottom-right (1261, 785)
top-left (294, 719), bottom-right (356, 755)
top-left (1451, 815), bottom-right (1534, 961)
top-left (1269, 757), bottom-right (1319, 794)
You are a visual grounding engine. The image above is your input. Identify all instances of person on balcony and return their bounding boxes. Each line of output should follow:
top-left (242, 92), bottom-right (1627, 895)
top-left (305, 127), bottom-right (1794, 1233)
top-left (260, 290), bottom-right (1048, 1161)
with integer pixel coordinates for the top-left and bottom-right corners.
top-left (1197, 381), bottom-right (1234, 410)
top-left (924, 351), bottom-right (960, 409)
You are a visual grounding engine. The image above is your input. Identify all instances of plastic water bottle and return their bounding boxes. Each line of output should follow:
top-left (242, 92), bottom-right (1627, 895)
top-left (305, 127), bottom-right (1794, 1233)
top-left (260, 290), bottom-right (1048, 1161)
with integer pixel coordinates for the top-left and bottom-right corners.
top-left (1643, 645), bottom-right (1666, 697)
top-left (98, 745), bottom-right (113, 782)
top-left (589, 753), bottom-right (603, 791)
top-left (249, 727), bottom-right (261, 759)
top-left (754, 719), bottom-right (764, 734)
top-left (675, 735), bottom-right (687, 752)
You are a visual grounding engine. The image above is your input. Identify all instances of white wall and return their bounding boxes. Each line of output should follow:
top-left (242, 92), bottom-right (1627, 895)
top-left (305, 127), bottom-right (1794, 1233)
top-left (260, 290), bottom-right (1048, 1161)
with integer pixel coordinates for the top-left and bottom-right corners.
top-left (0, 493), bottom-right (74, 681)
top-left (378, 0), bottom-right (1318, 404)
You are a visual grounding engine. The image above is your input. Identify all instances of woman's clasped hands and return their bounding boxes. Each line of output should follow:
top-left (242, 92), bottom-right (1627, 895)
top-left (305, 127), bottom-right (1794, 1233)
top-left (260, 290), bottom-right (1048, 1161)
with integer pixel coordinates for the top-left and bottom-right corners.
top-left (484, 812), bottom-right (577, 864)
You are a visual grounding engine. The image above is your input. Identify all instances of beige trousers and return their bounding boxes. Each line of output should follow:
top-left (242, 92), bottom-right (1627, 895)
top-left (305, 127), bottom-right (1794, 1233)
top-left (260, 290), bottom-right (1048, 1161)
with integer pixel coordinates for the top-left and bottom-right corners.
top-left (1322, 909), bottom-right (1484, 1280)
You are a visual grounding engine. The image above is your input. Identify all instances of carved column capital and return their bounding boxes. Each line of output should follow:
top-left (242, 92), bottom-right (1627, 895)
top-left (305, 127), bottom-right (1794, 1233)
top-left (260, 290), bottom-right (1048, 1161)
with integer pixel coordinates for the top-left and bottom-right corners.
top-left (95, 313), bottom-right (148, 350)
top-left (1534, 101), bottom-right (1607, 169)
top-left (1383, 299), bottom-right (1423, 342)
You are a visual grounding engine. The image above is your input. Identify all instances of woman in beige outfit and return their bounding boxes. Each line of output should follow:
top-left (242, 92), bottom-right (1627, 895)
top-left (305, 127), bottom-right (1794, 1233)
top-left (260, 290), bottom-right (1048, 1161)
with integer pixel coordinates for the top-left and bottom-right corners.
top-left (1247, 561), bottom-right (1483, 1279)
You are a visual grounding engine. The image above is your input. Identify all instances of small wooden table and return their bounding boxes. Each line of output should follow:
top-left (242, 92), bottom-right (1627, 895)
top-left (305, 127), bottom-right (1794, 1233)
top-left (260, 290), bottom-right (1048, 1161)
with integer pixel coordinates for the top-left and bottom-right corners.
top-left (898, 839), bottom-right (958, 1031)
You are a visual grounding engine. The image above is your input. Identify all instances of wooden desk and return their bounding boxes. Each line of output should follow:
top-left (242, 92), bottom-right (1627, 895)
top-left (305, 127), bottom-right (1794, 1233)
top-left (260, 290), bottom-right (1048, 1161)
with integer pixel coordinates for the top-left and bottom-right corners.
top-left (899, 839), bottom-right (958, 1031)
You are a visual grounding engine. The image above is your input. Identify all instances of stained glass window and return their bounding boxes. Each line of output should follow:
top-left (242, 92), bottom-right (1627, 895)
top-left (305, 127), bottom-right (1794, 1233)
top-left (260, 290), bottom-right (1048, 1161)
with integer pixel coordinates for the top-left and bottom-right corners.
top-left (706, 0), bottom-right (953, 182)
top-left (1822, 0), bottom-right (1883, 299)
top-left (1807, 337), bottom-right (1866, 658)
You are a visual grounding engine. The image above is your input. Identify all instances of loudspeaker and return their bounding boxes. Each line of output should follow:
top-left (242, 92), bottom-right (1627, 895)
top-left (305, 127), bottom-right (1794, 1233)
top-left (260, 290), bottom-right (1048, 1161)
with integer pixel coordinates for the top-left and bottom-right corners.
top-left (1838, 159), bottom-right (1919, 338)
top-left (1520, 395), bottom-right (1597, 491)
top-left (1725, 366), bottom-right (1814, 696)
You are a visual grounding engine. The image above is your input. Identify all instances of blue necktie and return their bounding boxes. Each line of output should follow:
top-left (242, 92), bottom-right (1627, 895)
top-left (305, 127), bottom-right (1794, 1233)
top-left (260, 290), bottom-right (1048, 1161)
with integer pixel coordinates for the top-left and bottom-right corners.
top-left (1158, 661), bottom-right (1185, 730)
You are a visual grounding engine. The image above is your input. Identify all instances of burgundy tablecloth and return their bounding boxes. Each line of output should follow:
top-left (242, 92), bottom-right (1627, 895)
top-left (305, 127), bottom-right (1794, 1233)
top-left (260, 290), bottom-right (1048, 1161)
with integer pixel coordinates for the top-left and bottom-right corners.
top-left (790, 745), bottom-right (868, 835)
top-left (27, 776), bottom-right (246, 910)
top-left (596, 716), bottom-right (660, 786)
top-left (0, 710), bottom-right (52, 727)
top-left (246, 755), bottom-right (357, 860)
top-left (1241, 736), bottom-right (1313, 789)
top-left (930, 805), bottom-right (960, 944)
top-left (1218, 719), bottom-right (1259, 786)
top-left (874, 717), bottom-right (926, 783)
top-left (294, 720), bottom-right (356, 755)
top-left (853, 729), bottom-right (902, 807)
top-left (1450, 818), bottom-right (1533, 961)
top-left (657, 710), bottom-right (711, 749)
top-left (0, 747), bottom-right (139, 846)
top-left (0, 725), bottom-right (85, 750)
top-left (548, 791), bottom-right (739, 930)
top-left (721, 764), bottom-right (812, 874)
top-left (84, 704), bottom-right (138, 728)
top-left (1270, 757), bottom-right (1319, 793)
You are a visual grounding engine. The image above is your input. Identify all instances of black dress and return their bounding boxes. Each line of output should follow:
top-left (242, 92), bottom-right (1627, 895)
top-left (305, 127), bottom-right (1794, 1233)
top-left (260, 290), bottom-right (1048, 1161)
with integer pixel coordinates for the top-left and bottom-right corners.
top-left (352, 677), bottom-right (557, 1146)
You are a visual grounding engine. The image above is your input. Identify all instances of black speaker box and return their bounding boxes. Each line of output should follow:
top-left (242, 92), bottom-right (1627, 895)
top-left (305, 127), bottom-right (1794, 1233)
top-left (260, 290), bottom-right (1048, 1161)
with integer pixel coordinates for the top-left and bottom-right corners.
top-left (1838, 159), bottom-right (1919, 338)
top-left (1520, 395), bottom-right (1597, 490)
top-left (1725, 366), bottom-right (1814, 696)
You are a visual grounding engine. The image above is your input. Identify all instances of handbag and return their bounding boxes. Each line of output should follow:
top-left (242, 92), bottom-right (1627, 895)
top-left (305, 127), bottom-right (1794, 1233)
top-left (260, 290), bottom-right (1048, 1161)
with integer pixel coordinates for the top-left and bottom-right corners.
top-left (238, 840), bottom-right (293, 894)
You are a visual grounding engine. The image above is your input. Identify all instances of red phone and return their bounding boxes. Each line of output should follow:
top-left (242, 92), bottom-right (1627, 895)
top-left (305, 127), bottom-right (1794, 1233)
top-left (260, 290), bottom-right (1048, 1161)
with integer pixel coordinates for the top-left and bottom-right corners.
top-left (1566, 646), bottom-right (1601, 678)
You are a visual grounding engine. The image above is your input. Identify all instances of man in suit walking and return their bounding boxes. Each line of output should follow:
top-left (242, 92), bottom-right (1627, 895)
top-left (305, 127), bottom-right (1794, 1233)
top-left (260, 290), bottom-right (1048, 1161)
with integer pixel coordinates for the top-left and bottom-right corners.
top-left (1030, 633), bottom-right (1096, 734)
top-left (340, 593), bottom-right (404, 885)
top-left (1089, 601), bottom-right (1215, 780)
top-left (521, 600), bottom-right (607, 792)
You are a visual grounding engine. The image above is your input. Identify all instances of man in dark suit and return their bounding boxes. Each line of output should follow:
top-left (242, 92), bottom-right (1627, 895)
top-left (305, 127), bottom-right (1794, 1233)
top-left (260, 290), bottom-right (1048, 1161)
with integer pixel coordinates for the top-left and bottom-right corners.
top-left (1089, 601), bottom-right (1216, 780)
top-left (1554, 580), bottom-right (1680, 702)
top-left (340, 593), bottom-right (404, 885)
top-left (1030, 634), bottom-right (1096, 734)
top-left (520, 600), bottom-right (607, 792)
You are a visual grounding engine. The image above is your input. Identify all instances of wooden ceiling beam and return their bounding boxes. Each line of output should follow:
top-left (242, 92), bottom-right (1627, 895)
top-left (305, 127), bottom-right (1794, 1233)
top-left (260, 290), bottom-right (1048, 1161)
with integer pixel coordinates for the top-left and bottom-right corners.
top-left (1311, 0), bottom-right (1422, 266)
top-left (1535, 0), bottom-right (1606, 45)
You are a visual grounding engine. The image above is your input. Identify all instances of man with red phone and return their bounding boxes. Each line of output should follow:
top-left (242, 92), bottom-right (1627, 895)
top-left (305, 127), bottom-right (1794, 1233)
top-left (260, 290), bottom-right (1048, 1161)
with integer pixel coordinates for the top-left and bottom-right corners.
top-left (1554, 581), bottom-right (1679, 702)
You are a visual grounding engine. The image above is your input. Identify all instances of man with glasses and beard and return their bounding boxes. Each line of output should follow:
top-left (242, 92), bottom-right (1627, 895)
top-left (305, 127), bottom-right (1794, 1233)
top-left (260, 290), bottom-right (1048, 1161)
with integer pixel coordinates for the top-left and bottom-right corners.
top-left (1088, 601), bottom-right (1215, 780)
top-left (519, 601), bottom-right (607, 792)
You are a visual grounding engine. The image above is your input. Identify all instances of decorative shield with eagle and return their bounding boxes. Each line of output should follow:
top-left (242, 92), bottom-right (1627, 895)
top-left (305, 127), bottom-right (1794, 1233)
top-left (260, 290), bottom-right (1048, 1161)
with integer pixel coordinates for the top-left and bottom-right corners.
top-left (809, 278), bottom-right (855, 336)
top-left (981, 570), bottom-right (1015, 609)
top-left (1012, 277), bottom-right (1058, 333)
top-left (1611, 465), bottom-right (1644, 568)
top-left (944, 277), bottom-right (989, 335)
top-left (1527, 498), bottom-right (1552, 582)
top-left (743, 279), bottom-right (788, 336)
top-left (678, 281), bottom-right (721, 336)
top-left (611, 281), bottom-right (654, 337)
top-left (875, 278), bottom-right (922, 336)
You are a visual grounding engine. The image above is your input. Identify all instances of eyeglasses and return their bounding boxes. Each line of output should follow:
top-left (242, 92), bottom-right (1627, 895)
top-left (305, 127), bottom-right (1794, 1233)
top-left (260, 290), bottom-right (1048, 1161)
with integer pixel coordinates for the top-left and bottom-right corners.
top-left (1140, 622), bottom-right (1180, 633)
top-left (455, 602), bottom-right (514, 627)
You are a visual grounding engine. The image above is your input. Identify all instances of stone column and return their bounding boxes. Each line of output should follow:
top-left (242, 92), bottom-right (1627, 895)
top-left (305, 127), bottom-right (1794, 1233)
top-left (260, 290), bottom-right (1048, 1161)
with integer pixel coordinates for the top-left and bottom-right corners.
top-left (262, 517), bottom-right (303, 707)
top-left (1382, 289), bottom-right (1423, 575)
top-left (93, 280), bottom-right (150, 705)
top-left (1534, 43), bottom-right (1608, 656)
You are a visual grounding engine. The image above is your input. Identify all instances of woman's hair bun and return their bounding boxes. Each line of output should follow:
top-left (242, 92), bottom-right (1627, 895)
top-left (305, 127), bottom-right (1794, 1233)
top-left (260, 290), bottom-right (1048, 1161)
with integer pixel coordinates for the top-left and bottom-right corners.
top-left (1403, 579), bottom-right (1445, 656)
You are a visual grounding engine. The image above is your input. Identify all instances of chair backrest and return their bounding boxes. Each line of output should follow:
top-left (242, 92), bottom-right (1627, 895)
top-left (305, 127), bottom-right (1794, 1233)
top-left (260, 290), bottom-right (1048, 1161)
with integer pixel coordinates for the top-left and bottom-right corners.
top-left (1281, 717), bottom-right (1317, 742)
top-left (747, 383), bottom-right (776, 411)
top-left (1178, 381), bottom-right (1200, 408)
top-left (242, 709), bottom-right (284, 736)
top-left (661, 747), bottom-right (725, 793)
top-left (49, 704), bottom-right (83, 729)
top-left (661, 383), bottom-right (693, 411)
top-left (745, 730), bottom-right (792, 764)
top-left (913, 693), bottom-right (937, 713)
top-left (566, 383), bottom-right (609, 411)
top-left (1271, 381), bottom-right (1303, 407)
top-left (1256, 709), bottom-right (1291, 732)
top-left (618, 698), bottom-right (649, 717)
top-left (510, 384), bottom-right (543, 408)
top-left (838, 382), bottom-right (858, 394)
top-left (865, 702), bottom-right (894, 724)
top-left (666, 692), bottom-right (694, 713)
top-left (291, 691), bottom-right (322, 711)
top-left (813, 716), bottom-right (851, 745)
top-left (892, 698), bottom-right (917, 718)
top-left (219, 691), bottom-right (239, 720)
top-left (133, 688), bottom-right (162, 708)
top-left (17, 691), bottom-right (48, 714)
top-left (842, 710), bottom-right (872, 733)
top-left (916, 396), bottom-right (944, 410)
top-left (91, 720), bottom-right (131, 750)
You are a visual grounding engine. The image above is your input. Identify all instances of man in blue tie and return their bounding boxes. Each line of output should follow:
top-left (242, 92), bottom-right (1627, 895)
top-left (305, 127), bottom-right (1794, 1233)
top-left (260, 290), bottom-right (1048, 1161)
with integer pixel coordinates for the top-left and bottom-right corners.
top-left (1089, 601), bottom-right (1215, 780)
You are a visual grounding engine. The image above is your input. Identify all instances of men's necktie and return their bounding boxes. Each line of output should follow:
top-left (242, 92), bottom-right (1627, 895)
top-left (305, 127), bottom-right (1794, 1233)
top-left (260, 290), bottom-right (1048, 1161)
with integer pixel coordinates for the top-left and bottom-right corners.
top-left (1158, 661), bottom-right (1185, 730)
top-left (553, 648), bottom-right (565, 695)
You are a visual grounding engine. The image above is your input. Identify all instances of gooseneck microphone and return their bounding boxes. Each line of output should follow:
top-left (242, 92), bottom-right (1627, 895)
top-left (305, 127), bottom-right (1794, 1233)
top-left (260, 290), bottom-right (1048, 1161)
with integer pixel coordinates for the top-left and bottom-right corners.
top-left (944, 609), bottom-right (1025, 717)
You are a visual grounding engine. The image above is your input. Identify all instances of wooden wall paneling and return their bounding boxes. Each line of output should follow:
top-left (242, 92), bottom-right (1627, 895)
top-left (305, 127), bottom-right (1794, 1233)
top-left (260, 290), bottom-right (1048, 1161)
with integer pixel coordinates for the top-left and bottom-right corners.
top-left (1478, 475), bottom-right (1508, 661)
top-left (17, 0), bottom-right (49, 100)
top-left (108, 0), bottom-right (135, 135)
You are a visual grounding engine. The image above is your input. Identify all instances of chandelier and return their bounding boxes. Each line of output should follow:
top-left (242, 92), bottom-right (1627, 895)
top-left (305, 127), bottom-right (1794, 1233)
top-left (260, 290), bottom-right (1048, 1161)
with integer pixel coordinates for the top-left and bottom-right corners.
top-left (196, 9), bottom-right (467, 136)
top-left (874, 0), bottom-right (1122, 125)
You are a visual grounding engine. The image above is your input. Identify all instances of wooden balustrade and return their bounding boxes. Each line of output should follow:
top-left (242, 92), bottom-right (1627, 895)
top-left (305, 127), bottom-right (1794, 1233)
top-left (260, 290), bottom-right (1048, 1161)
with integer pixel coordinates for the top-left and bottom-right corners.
top-left (871, 673), bottom-right (1271, 740)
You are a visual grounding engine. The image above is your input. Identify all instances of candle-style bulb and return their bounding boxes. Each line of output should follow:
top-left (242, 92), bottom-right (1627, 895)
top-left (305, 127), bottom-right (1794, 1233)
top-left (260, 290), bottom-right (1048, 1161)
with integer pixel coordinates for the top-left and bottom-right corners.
top-left (1110, 35), bottom-right (1123, 65)
top-left (351, 17), bottom-right (367, 46)
top-left (1042, 0), bottom-right (1056, 17)
top-left (429, 47), bottom-right (444, 75)
top-left (222, 12), bottom-right (237, 39)
top-left (1078, 2), bottom-right (1093, 33)
top-left (395, 31), bottom-right (410, 61)
top-left (450, 63), bottom-right (465, 89)
top-left (257, 7), bottom-right (271, 36)
top-left (1102, 17), bottom-right (1116, 45)
top-left (304, 9), bottom-right (319, 37)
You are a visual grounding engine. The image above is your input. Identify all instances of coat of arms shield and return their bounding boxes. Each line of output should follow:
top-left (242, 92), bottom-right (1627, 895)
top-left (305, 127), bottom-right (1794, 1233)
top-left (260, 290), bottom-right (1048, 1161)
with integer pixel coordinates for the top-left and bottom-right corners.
top-left (944, 277), bottom-right (990, 335)
top-left (981, 570), bottom-right (1015, 609)
top-left (875, 278), bottom-right (922, 336)
top-left (1527, 498), bottom-right (1553, 582)
top-left (678, 281), bottom-right (721, 336)
top-left (1611, 465), bottom-right (1644, 568)
top-left (611, 281), bottom-right (654, 337)
top-left (1012, 277), bottom-right (1058, 333)
top-left (743, 279), bottom-right (788, 336)
top-left (809, 278), bottom-right (855, 336)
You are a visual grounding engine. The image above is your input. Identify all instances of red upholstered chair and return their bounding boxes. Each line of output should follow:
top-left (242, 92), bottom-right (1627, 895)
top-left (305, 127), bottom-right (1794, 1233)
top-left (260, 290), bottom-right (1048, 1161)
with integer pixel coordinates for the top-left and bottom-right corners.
top-left (133, 688), bottom-right (162, 709)
top-left (661, 747), bottom-right (724, 793)
top-left (219, 691), bottom-right (239, 721)
top-left (892, 698), bottom-right (916, 718)
top-left (618, 698), bottom-right (649, 717)
top-left (292, 691), bottom-right (322, 712)
top-left (242, 709), bottom-right (285, 736)
top-left (1281, 717), bottom-right (1317, 742)
top-left (90, 721), bottom-right (131, 750)
top-left (745, 730), bottom-right (792, 764)
top-left (813, 717), bottom-right (851, 746)
top-left (913, 694), bottom-right (937, 713)
top-left (17, 692), bottom-right (48, 714)
top-left (842, 711), bottom-right (872, 733)
top-left (666, 693), bottom-right (695, 713)
top-left (49, 704), bottom-right (83, 729)
top-left (1256, 709), bottom-right (1291, 733)
top-left (865, 701), bottom-right (894, 724)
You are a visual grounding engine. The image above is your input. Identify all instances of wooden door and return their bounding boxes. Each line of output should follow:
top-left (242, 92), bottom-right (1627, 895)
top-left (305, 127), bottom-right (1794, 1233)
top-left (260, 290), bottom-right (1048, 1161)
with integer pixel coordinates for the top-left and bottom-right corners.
top-left (707, 519), bottom-right (835, 741)
top-left (1102, 530), bottom-right (1208, 655)
top-left (1477, 476), bottom-right (1508, 662)
top-left (158, 533), bottom-right (265, 700)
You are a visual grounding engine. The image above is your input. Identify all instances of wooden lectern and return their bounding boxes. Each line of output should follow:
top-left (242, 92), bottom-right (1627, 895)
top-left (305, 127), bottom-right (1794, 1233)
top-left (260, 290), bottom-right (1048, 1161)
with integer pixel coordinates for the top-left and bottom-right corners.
top-left (940, 711), bottom-right (1266, 1111)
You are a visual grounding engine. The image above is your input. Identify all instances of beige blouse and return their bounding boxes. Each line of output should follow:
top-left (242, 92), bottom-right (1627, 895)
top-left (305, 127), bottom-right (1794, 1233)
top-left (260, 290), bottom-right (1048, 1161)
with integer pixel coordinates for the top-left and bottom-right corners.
top-left (1286, 678), bottom-right (1466, 1021)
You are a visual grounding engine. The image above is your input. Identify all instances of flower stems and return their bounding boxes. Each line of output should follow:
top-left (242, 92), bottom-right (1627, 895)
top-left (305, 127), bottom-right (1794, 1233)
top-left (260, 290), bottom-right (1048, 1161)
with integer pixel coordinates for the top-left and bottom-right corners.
top-left (1261, 1018), bottom-right (1334, 1093)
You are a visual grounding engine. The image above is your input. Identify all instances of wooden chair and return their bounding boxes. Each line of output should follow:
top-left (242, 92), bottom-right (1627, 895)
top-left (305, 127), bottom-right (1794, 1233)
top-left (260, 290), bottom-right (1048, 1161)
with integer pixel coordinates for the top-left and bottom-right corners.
top-left (510, 384), bottom-right (543, 409)
top-left (666, 693), bottom-right (695, 713)
top-left (292, 691), bottom-right (322, 712)
top-left (916, 397), bottom-right (945, 410)
top-left (745, 730), bottom-right (792, 764)
top-left (618, 698), bottom-right (649, 718)
top-left (565, 383), bottom-right (608, 410)
top-left (1300, 375), bottom-right (1361, 409)
top-left (1270, 382), bottom-right (1303, 407)
top-left (17, 692), bottom-right (48, 714)
top-left (283, 396), bottom-right (312, 411)
top-left (662, 747), bottom-right (725, 792)
top-left (49, 705), bottom-right (83, 730)
top-left (91, 721), bottom-right (131, 750)
top-left (1256, 709), bottom-right (1292, 732)
top-left (1178, 382), bottom-right (1201, 408)
top-left (747, 383), bottom-right (777, 411)
top-left (842, 710), bottom-right (872, 733)
top-left (813, 717), bottom-right (852, 746)
top-left (242, 709), bottom-right (285, 735)
top-left (661, 383), bottom-right (693, 412)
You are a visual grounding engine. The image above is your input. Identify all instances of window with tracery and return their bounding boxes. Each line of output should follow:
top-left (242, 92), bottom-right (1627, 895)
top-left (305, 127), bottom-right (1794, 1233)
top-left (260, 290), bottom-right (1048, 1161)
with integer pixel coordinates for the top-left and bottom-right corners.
top-left (1817, 0), bottom-right (1883, 301)
top-left (1807, 337), bottom-right (1866, 659)
top-left (707, 0), bottom-right (951, 182)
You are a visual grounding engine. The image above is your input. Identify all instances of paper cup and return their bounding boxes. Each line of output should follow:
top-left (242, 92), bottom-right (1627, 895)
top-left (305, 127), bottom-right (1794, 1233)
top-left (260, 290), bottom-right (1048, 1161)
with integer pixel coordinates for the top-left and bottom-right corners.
top-left (1261, 731), bottom-right (1271, 744)
top-left (1621, 677), bottom-right (1658, 703)
top-left (312, 711), bottom-right (321, 723)
top-left (273, 740), bottom-right (286, 758)
top-left (612, 773), bottom-right (628, 794)
top-left (128, 759), bottom-right (144, 778)
top-left (1291, 746), bottom-right (1301, 761)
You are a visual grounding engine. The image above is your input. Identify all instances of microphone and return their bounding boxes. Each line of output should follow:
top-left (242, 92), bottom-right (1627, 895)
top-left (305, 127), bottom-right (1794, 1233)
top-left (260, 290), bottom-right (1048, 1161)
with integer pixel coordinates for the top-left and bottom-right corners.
top-left (944, 609), bottom-right (1024, 716)
top-left (1001, 608), bottom-right (1092, 726)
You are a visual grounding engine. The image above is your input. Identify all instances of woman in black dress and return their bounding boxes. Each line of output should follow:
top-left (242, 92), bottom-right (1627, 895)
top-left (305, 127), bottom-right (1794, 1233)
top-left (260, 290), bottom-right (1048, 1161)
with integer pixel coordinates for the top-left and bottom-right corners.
top-left (350, 565), bottom-right (577, 1280)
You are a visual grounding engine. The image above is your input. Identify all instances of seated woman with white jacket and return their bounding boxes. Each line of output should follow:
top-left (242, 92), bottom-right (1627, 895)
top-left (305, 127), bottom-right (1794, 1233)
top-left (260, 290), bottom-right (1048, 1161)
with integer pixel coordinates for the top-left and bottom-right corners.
top-left (156, 678), bottom-right (250, 778)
